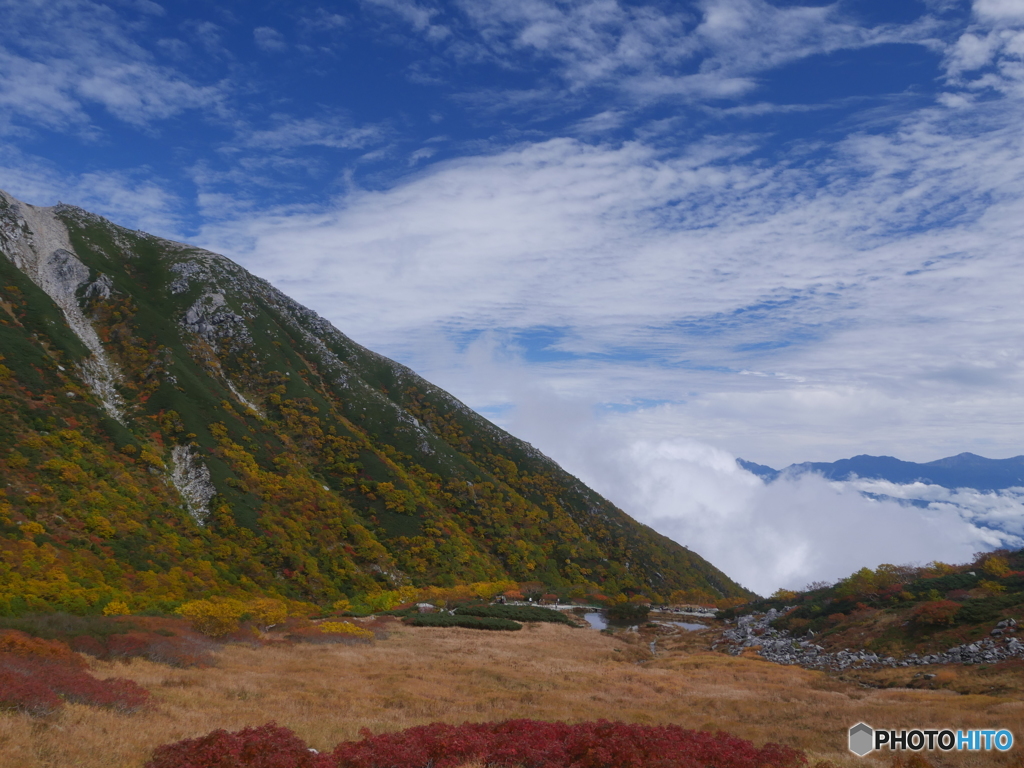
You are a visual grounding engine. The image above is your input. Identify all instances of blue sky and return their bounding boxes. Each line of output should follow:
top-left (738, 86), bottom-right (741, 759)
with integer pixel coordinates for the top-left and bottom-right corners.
top-left (4, 0), bottom-right (1024, 592)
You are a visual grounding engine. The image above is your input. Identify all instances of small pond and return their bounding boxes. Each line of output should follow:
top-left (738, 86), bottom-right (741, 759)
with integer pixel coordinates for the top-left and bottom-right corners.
top-left (661, 621), bottom-right (707, 631)
top-left (581, 612), bottom-right (707, 631)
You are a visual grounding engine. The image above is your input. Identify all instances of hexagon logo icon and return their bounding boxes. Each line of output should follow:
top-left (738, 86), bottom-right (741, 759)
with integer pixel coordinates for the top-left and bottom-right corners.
top-left (849, 723), bottom-right (874, 757)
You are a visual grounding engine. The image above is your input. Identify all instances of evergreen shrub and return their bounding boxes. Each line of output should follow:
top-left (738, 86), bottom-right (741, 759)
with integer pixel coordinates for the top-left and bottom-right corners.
top-left (403, 613), bottom-right (521, 631)
top-left (456, 604), bottom-right (574, 625)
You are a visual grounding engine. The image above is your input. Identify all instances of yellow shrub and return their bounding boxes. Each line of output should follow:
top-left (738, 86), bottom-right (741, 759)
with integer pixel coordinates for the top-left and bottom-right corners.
top-left (471, 580), bottom-right (517, 600)
top-left (21, 521), bottom-right (45, 537)
top-left (979, 579), bottom-right (1006, 596)
top-left (85, 514), bottom-right (116, 539)
top-left (103, 600), bottom-right (131, 616)
top-left (983, 556), bottom-right (1011, 578)
top-left (176, 598), bottom-right (247, 637)
top-left (319, 621), bottom-right (374, 640)
top-left (249, 598), bottom-right (288, 629)
top-left (139, 449), bottom-right (164, 469)
top-left (332, 598), bottom-right (352, 613)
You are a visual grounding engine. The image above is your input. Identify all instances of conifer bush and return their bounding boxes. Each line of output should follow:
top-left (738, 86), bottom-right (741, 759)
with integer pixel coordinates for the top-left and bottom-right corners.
top-left (456, 604), bottom-right (575, 625)
top-left (403, 613), bottom-right (522, 631)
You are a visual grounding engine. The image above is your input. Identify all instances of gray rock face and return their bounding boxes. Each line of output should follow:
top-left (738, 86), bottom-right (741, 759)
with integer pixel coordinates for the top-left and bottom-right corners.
top-left (716, 611), bottom-right (1024, 670)
top-left (170, 445), bottom-right (216, 526)
top-left (0, 191), bottom-right (125, 422)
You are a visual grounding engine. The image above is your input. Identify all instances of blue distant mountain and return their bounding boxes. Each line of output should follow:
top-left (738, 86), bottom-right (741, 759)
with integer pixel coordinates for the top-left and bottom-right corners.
top-left (737, 453), bottom-right (1024, 491)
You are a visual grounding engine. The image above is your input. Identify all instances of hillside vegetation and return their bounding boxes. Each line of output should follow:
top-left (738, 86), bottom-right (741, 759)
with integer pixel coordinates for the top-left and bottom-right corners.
top-left (722, 549), bottom-right (1024, 662)
top-left (0, 191), bottom-right (750, 617)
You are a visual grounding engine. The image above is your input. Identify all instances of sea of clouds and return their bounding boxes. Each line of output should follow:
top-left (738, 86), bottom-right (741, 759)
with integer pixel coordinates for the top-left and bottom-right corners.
top-left (496, 388), bottom-right (1019, 597)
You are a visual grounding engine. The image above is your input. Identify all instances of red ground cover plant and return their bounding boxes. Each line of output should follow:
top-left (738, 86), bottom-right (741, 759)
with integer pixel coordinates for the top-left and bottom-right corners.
top-left (0, 628), bottom-right (150, 715)
top-left (146, 723), bottom-right (332, 768)
top-left (148, 720), bottom-right (806, 768)
top-left (333, 720), bottom-right (806, 768)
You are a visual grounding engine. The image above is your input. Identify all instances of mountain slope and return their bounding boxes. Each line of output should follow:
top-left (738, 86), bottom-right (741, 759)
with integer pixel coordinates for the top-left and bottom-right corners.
top-left (739, 453), bottom-right (1024, 491)
top-left (0, 190), bottom-right (750, 615)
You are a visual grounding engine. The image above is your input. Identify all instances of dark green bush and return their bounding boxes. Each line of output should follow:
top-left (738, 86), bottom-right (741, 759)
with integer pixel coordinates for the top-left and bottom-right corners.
top-left (956, 594), bottom-right (1020, 624)
top-left (403, 614), bottom-right (521, 631)
top-left (911, 573), bottom-right (978, 595)
top-left (456, 605), bottom-right (574, 625)
top-left (0, 613), bottom-right (133, 642)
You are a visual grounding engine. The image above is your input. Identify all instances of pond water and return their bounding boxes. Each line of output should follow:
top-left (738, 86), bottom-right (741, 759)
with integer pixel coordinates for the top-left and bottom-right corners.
top-left (662, 621), bottom-right (707, 631)
top-left (580, 612), bottom-right (707, 631)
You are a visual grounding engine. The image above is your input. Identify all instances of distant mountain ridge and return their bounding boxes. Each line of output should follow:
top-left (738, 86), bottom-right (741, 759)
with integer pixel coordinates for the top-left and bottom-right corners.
top-left (738, 453), bottom-right (1024, 491)
top-left (0, 189), bottom-right (750, 615)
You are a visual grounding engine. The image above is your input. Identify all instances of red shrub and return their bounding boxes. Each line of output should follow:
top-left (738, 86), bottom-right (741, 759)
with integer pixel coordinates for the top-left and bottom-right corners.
top-left (146, 723), bottom-right (331, 768)
top-left (150, 720), bottom-right (805, 768)
top-left (332, 719), bottom-right (806, 768)
top-left (0, 653), bottom-right (150, 713)
top-left (98, 629), bottom-right (215, 667)
top-left (0, 666), bottom-right (63, 715)
top-left (911, 600), bottom-right (961, 626)
top-left (143, 635), bottom-right (217, 668)
top-left (69, 634), bottom-right (108, 658)
top-left (0, 629), bottom-right (85, 667)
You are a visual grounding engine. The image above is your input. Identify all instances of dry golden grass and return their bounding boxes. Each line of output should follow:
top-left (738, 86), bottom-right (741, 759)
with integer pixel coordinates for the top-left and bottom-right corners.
top-left (2, 619), bottom-right (1023, 768)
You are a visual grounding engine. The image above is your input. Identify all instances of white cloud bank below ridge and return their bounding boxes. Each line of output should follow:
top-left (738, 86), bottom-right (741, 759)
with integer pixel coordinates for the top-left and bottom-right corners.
top-left (497, 391), bottom-right (996, 596)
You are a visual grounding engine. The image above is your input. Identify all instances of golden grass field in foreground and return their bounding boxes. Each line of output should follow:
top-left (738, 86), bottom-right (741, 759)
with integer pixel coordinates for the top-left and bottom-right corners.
top-left (2, 619), bottom-right (1023, 768)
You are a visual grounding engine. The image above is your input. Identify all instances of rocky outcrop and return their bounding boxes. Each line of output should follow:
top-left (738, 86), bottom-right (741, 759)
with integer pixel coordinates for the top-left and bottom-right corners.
top-left (0, 191), bottom-right (125, 422)
top-left (170, 445), bottom-right (217, 526)
top-left (716, 611), bottom-right (1024, 670)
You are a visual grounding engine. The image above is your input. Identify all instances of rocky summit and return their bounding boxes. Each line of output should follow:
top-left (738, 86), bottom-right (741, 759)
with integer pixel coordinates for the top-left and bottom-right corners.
top-left (0, 190), bottom-right (750, 614)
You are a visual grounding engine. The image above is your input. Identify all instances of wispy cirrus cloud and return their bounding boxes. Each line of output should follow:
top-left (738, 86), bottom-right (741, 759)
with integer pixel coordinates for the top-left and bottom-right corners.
top-left (253, 26), bottom-right (288, 52)
top-left (0, 0), bottom-right (225, 134)
top-left (943, 0), bottom-right (1024, 96)
top-left (367, 0), bottom-right (947, 107)
top-left (238, 114), bottom-right (390, 151)
top-left (0, 143), bottom-right (185, 235)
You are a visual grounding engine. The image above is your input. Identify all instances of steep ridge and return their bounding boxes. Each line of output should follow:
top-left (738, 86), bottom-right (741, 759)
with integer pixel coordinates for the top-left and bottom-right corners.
top-left (739, 453), bottom-right (1024, 491)
top-left (0, 190), bottom-right (751, 614)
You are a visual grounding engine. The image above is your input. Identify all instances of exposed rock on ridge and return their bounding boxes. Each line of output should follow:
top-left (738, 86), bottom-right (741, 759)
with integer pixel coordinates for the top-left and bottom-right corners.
top-left (0, 191), bottom-right (124, 421)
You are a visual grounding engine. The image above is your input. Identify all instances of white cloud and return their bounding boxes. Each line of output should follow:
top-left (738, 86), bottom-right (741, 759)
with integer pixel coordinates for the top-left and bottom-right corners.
top-left (364, 0), bottom-right (451, 42)
top-left (945, 0), bottom-right (1024, 93)
top-left (485, 381), bottom-right (987, 595)
top-left (974, 0), bottom-right (1024, 22)
top-left (0, 0), bottom-right (225, 133)
top-left (380, 0), bottom-right (942, 107)
top-left (254, 26), bottom-right (287, 52)
top-left (0, 146), bottom-right (185, 235)
top-left (180, 8), bottom-right (1024, 589)
top-left (845, 477), bottom-right (1024, 543)
top-left (239, 115), bottom-right (389, 151)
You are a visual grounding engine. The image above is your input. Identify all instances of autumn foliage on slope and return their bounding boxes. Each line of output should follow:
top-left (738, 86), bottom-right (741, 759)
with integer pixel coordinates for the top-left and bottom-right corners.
top-left (147, 720), bottom-right (806, 768)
